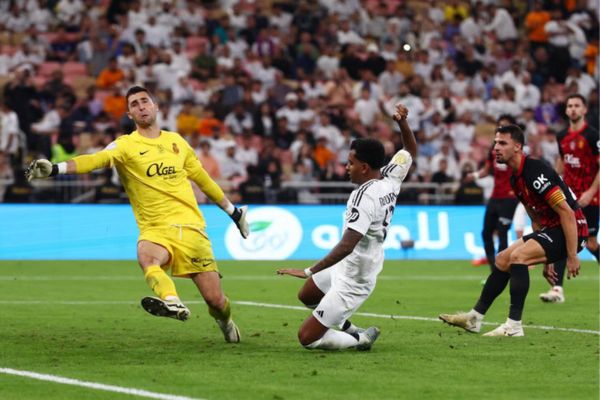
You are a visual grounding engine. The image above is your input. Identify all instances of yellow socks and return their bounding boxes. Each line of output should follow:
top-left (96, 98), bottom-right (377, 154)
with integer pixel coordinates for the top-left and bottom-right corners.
top-left (208, 296), bottom-right (231, 322)
top-left (144, 265), bottom-right (178, 300)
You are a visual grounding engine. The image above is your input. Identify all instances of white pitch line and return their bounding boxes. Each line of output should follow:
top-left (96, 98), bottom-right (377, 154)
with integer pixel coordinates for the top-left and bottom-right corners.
top-left (0, 275), bottom-right (598, 281)
top-left (0, 299), bottom-right (596, 336)
top-left (233, 301), bottom-right (600, 336)
top-left (0, 368), bottom-right (204, 400)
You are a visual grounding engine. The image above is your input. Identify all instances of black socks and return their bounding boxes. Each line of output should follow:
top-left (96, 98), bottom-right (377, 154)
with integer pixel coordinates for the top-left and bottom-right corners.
top-left (509, 264), bottom-right (529, 321)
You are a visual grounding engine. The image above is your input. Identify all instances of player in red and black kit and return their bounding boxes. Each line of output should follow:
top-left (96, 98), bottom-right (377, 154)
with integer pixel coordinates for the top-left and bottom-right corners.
top-left (440, 124), bottom-right (588, 336)
top-left (467, 115), bottom-right (519, 270)
top-left (539, 94), bottom-right (599, 303)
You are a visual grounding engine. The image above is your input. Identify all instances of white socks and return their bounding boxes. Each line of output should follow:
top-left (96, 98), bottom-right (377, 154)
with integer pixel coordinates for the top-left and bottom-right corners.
top-left (304, 329), bottom-right (359, 350)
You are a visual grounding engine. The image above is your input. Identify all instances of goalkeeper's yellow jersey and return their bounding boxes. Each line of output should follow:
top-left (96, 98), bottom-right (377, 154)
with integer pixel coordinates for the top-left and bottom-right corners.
top-left (72, 130), bottom-right (225, 232)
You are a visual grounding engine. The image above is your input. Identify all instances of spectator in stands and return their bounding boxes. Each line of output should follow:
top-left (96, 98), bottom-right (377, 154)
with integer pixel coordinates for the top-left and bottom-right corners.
top-left (195, 140), bottom-right (221, 180)
top-left (235, 133), bottom-right (259, 172)
top-left (0, 100), bottom-right (21, 165)
top-left (544, 9), bottom-right (572, 83)
top-left (47, 25), bottom-right (77, 62)
top-left (455, 163), bottom-right (484, 205)
top-left (218, 144), bottom-right (247, 182)
top-left (484, 4), bottom-right (518, 43)
top-left (96, 57), bottom-right (125, 89)
top-left (273, 116), bottom-right (295, 150)
top-left (223, 103), bottom-right (253, 136)
top-left (102, 86), bottom-right (126, 122)
top-left (238, 164), bottom-right (266, 203)
top-left (525, 0), bottom-right (551, 54)
top-left (176, 100), bottom-right (199, 138)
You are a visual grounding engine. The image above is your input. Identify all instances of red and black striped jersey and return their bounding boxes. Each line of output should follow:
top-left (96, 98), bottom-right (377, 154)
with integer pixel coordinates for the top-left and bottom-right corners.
top-left (510, 156), bottom-right (584, 231)
top-left (487, 148), bottom-right (516, 199)
top-left (556, 123), bottom-right (599, 206)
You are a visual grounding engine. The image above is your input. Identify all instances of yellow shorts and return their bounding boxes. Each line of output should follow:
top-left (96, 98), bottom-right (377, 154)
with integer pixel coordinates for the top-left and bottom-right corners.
top-left (138, 225), bottom-right (218, 277)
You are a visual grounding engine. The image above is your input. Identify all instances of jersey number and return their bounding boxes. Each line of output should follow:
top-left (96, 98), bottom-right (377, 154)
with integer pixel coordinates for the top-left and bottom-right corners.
top-left (383, 205), bottom-right (395, 240)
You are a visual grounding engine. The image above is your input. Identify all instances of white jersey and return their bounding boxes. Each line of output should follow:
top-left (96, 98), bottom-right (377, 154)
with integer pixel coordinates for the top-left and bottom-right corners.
top-left (334, 150), bottom-right (413, 290)
top-left (312, 149), bottom-right (413, 329)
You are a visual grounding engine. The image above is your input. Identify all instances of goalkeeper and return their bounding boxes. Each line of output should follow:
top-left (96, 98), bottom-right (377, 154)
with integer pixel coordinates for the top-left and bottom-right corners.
top-left (26, 86), bottom-right (249, 343)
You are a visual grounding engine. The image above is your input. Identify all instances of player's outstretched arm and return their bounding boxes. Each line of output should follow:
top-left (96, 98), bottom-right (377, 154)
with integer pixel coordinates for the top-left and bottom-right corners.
top-left (26, 159), bottom-right (83, 181)
top-left (277, 228), bottom-right (363, 278)
top-left (392, 103), bottom-right (417, 158)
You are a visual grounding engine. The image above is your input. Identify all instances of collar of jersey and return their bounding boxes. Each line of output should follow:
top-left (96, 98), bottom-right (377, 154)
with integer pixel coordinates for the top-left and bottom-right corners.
top-left (132, 130), bottom-right (164, 143)
top-left (566, 122), bottom-right (587, 137)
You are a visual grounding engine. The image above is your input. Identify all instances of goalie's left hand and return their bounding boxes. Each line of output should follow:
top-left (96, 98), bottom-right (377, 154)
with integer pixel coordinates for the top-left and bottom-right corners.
top-left (230, 205), bottom-right (249, 238)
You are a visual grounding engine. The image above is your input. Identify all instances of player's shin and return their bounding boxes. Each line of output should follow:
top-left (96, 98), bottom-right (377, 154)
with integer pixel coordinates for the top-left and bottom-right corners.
top-left (473, 267), bottom-right (510, 315)
top-left (508, 264), bottom-right (529, 321)
top-left (144, 265), bottom-right (178, 300)
top-left (208, 296), bottom-right (231, 322)
top-left (553, 259), bottom-right (567, 287)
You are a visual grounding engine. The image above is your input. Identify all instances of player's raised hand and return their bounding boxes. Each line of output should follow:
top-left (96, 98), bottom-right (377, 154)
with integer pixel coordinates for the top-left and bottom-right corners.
top-left (276, 268), bottom-right (309, 279)
top-left (392, 103), bottom-right (408, 122)
top-left (25, 159), bottom-right (56, 182)
top-left (230, 205), bottom-right (249, 238)
top-left (566, 255), bottom-right (580, 279)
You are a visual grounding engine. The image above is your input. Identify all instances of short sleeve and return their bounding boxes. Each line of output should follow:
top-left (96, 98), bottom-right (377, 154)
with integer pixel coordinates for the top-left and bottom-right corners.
top-left (524, 159), bottom-right (560, 198)
top-left (345, 194), bottom-right (375, 235)
top-left (381, 149), bottom-right (412, 182)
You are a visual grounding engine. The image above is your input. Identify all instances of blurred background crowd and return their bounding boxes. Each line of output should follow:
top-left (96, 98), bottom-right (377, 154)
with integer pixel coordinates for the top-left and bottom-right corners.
top-left (0, 0), bottom-right (597, 204)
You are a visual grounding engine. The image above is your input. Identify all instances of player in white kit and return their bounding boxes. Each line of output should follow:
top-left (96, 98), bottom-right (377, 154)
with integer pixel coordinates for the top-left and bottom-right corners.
top-left (277, 104), bottom-right (417, 351)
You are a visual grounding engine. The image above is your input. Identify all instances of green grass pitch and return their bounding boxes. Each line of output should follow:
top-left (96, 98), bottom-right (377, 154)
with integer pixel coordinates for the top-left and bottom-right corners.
top-left (0, 260), bottom-right (598, 400)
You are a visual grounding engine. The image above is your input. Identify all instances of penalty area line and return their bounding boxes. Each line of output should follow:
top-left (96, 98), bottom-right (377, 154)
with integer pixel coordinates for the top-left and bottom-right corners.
top-left (0, 368), bottom-right (205, 400)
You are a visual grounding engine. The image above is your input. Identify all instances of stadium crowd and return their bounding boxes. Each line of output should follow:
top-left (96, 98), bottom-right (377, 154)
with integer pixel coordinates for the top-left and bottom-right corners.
top-left (0, 0), bottom-right (598, 204)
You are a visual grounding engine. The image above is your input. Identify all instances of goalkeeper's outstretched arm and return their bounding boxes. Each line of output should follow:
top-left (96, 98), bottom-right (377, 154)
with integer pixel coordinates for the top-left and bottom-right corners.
top-left (25, 153), bottom-right (112, 181)
top-left (391, 103), bottom-right (417, 159)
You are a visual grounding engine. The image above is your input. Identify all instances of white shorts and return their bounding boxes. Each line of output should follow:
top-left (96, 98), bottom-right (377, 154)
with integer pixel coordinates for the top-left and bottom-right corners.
top-left (311, 267), bottom-right (374, 329)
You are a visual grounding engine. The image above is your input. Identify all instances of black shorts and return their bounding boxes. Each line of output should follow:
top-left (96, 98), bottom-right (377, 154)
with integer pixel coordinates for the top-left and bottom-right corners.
top-left (523, 227), bottom-right (587, 264)
top-left (484, 198), bottom-right (519, 228)
top-left (583, 205), bottom-right (599, 237)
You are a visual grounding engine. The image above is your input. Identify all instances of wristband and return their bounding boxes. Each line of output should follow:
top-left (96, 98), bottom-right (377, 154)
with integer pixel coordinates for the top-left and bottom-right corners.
top-left (304, 267), bottom-right (313, 277)
top-left (224, 202), bottom-right (235, 215)
top-left (57, 162), bottom-right (68, 174)
top-left (49, 164), bottom-right (59, 177)
top-left (230, 207), bottom-right (242, 222)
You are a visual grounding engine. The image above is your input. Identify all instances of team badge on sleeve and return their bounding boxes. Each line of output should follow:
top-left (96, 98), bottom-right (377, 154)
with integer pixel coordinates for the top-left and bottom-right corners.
top-left (347, 207), bottom-right (360, 223)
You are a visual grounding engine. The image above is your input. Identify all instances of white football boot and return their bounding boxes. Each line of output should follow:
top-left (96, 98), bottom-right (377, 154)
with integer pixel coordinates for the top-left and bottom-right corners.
top-left (217, 319), bottom-right (241, 343)
top-left (483, 319), bottom-right (524, 337)
top-left (539, 286), bottom-right (565, 303)
top-left (141, 297), bottom-right (190, 321)
top-left (356, 326), bottom-right (381, 351)
top-left (439, 311), bottom-right (482, 333)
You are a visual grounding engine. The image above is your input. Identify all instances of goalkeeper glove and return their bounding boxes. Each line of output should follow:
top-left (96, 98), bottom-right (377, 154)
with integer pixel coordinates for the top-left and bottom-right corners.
top-left (230, 205), bottom-right (249, 239)
top-left (25, 159), bottom-right (58, 182)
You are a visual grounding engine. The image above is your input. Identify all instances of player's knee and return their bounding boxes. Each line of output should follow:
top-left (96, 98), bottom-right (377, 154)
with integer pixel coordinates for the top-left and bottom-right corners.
top-left (508, 249), bottom-right (527, 265)
top-left (138, 255), bottom-right (161, 269)
top-left (298, 328), bottom-right (315, 347)
top-left (495, 250), bottom-right (510, 271)
top-left (297, 290), bottom-right (315, 308)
